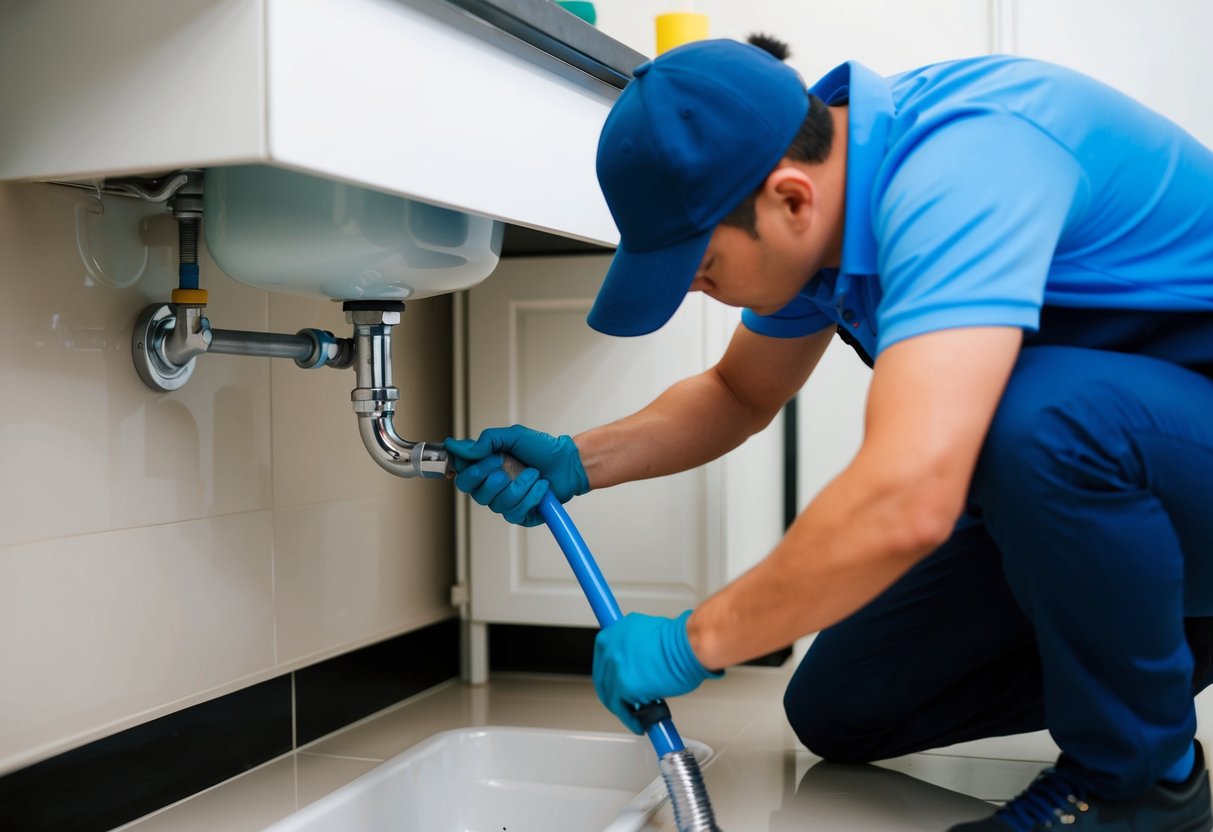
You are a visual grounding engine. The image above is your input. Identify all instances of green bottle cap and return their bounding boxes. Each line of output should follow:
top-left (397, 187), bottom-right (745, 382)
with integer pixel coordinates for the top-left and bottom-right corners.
top-left (556, 1), bottom-right (597, 26)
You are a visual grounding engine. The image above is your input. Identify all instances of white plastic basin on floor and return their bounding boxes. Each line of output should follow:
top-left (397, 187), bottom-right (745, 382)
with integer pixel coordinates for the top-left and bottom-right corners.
top-left (264, 727), bottom-right (712, 832)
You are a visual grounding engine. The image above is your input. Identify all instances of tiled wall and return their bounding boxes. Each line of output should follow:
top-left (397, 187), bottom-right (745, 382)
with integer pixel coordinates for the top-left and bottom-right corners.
top-left (0, 181), bottom-right (455, 775)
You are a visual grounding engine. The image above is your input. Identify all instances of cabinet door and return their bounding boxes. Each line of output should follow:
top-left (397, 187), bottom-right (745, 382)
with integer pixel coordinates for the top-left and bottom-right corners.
top-left (465, 255), bottom-right (727, 626)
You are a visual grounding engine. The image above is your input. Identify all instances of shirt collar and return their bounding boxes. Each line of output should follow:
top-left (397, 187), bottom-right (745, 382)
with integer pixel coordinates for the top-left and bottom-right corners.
top-left (809, 61), bottom-right (895, 277)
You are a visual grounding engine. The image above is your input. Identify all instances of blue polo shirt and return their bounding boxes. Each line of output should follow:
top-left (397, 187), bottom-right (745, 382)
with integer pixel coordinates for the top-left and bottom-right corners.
top-left (741, 57), bottom-right (1213, 358)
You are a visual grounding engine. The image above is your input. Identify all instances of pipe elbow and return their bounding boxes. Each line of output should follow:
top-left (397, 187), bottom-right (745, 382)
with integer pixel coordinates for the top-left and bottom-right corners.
top-left (358, 413), bottom-right (450, 479)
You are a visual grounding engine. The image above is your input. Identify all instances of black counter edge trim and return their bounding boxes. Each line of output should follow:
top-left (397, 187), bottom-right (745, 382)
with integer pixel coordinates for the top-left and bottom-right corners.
top-left (441, 0), bottom-right (647, 88)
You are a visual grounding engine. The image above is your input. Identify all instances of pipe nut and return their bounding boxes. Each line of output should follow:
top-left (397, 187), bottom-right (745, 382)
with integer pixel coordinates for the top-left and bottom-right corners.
top-left (346, 309), bottom-right (401, 327)
top-left (351, 387), bottom-right (400, 403)
top-left (294, 329), bottom-right (355, 370)
top-left (170, 196), bottom-right (204, 218)
top-left (351, 387), bottom-right (399, 414)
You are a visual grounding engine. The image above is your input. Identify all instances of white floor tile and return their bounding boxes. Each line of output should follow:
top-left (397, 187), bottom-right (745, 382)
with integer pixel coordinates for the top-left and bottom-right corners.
top-left (127, 669), bottom-right (1209, 831)
top-left (117, 754), bottom-right (378, 832)
top-left (928, 730), bottom-right (1060, 763)
top-left (875, 753), bottom-right (1044, 802)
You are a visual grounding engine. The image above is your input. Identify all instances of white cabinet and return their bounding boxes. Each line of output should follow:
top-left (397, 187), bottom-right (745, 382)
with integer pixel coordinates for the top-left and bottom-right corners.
top-left (795, 341), bottom-right (872, 509)
top-left (0, 0), bottom-right (621, 244)
top-left (462, 255), bottom-right (783, 668)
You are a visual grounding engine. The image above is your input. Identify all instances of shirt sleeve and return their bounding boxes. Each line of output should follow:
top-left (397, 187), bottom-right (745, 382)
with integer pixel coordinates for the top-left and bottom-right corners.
top-left (874, 112), bottom-right (1089, 354)
top-left (741, 293), bottom-right (833, 338)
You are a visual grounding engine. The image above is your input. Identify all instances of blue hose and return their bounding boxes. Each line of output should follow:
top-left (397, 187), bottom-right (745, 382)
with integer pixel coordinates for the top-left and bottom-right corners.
top-left (486, 457), bottom-right (718, 829)
top-left (536, 491), bottom-right (686, 758)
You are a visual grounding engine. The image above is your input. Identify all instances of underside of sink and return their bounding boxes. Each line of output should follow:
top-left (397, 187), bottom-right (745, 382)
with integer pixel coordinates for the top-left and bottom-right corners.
top-left (204, 165), bottom-right (504, 301)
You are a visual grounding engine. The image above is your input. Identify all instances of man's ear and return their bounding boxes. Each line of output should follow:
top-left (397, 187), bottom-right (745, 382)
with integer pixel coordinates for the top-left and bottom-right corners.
top-left (760, 165), bottom-right (816, 229)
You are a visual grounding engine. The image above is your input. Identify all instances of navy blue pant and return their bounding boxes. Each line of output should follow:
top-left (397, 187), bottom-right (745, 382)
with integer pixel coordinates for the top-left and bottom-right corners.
top-left (785, 310), bottom-right (1213, 800)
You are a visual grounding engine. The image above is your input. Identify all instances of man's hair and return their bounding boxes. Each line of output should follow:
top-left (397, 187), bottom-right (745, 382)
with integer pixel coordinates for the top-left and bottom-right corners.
top-left (719, 35), bottom-right (835, 238)
top-left (746, 32), bottom-right (792, 61)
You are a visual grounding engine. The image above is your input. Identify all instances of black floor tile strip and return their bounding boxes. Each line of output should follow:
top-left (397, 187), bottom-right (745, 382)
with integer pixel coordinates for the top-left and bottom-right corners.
top-left (294, 618), bottom-right (460, 746)
top-left (488, 622), bottom-right (792, 676)
top-left (0, 618), bottom-right (460, 832)
top-left (0, 676), bottom-right (292, 832)
top-left (489, 622), bottom-right (598, 675)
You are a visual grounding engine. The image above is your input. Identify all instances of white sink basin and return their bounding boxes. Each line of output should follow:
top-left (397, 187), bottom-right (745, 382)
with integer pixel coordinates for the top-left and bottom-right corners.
top-left (204, 165), bottom-right (503, 301)
top-left (265, 727), bottom-right (712, 832)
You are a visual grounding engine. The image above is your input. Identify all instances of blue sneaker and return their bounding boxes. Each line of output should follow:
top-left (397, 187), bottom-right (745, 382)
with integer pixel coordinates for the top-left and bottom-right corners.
top-left (948, 742), bottom-right (1212, 831)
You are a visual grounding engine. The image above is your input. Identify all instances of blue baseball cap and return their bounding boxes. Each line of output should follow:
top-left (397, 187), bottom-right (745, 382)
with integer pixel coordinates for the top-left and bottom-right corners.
top-left (589, 39), bottom-right (810, 337)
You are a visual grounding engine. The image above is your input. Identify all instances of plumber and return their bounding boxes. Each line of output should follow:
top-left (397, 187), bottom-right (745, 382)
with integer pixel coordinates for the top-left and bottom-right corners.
top-left (446, 36), bottom-right (1213, 832)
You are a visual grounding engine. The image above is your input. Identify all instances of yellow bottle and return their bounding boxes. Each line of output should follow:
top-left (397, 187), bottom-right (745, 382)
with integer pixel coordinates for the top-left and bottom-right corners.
top-left (655, 9), bottom-right (709, 55)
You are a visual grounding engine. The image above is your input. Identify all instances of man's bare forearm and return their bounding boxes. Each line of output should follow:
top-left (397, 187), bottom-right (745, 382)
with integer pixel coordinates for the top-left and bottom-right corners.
top-left (575, 326), bottom-right (833, 490)
top-left (686, 327), bottom-right (1023, 669)
top-left (575, 367), bottom-right (771, 490)
top-left (687, 449), bottom-right (949, 669)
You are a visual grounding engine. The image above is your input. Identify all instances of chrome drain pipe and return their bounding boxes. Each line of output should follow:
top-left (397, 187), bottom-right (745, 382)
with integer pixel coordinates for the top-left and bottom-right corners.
top-left (133, 302), bottom-right (355, 391)
top-left (346, 303), bottom-right (451, 479)
top-left (208, 328), bottom-right (334, 365)
top-left (133, 299), bottom-right (449, 479)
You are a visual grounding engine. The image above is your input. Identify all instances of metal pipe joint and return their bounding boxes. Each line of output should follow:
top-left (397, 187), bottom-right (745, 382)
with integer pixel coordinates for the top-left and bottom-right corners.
top-left (133, 302), bottom-right (354, 391)
top-left (345, 304), bottom-right (451, 479)
top-left (132, 300), bottom-right (450, 481)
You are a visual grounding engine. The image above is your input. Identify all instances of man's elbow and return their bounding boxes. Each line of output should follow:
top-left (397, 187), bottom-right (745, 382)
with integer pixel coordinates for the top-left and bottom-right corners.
top-left (887, 478), bottom-right (964, 558)
top-left (902, 501), bottom-right (958, 554)
top-left (709, 367), bottom-right (784, 437)
top-left (745, 402), bottom-right (783, 436)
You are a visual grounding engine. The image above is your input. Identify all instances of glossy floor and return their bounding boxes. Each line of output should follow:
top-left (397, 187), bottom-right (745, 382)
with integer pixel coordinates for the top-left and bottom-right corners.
top-left (118, 664), bottom-right (1213, 831)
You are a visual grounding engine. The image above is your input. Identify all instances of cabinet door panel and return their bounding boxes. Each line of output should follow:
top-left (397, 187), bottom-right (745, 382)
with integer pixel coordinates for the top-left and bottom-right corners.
top-left (466, 256), bottom-right (724, 626)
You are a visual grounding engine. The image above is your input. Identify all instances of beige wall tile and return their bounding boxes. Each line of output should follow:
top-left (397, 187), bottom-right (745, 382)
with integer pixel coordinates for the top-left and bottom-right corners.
top-left (0, 179), bottom-right (457, 775)
top-left (266, 293), bottom-right (391, 507)
top-left (273, 496), bottom-right (454, 666)
top-left (108, 254), bottom-right (273, 530)
top-left (267, 293), bottom-right (453, 508)
top-left (268, 291), bottom-right (455, 665)
top-left (0, 182), bottom-right (143, 546)
top-left (0, 510), bottom-right (276, 773)
top-left (0, 182), bottom-right (272, 547)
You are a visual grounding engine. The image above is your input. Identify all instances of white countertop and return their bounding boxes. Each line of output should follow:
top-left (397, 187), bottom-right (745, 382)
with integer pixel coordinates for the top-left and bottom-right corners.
top-left (1, 0), bottom-right (624, 245)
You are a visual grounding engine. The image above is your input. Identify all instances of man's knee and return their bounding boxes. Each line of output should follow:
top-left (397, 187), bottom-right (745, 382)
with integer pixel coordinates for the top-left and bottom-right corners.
top-left (783, 686), bottom-right (874, 763)
top-left (783, 664), bottom-right (889, 764)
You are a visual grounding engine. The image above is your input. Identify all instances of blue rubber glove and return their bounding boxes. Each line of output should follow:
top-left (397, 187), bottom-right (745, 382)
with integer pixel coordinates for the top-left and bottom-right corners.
top-left (593, 610), bottom-right (723, 734)
top-left (444, 426), bottom-right (590, 526)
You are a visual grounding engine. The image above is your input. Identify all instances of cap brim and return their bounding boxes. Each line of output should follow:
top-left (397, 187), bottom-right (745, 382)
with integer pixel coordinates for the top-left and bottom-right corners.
top-left (587, 230), bottom-right (712, 337)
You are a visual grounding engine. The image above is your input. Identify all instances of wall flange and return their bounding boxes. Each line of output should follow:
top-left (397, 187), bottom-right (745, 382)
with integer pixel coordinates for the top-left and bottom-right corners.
top-left (132, 303), bottom-right (196, 392)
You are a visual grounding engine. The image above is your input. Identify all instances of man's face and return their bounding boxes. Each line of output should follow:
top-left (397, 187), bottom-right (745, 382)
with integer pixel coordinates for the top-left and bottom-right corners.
top-left (688, 164), bottom-right (840, 316)
top-left (689, 220), bottom-right (814, 317)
